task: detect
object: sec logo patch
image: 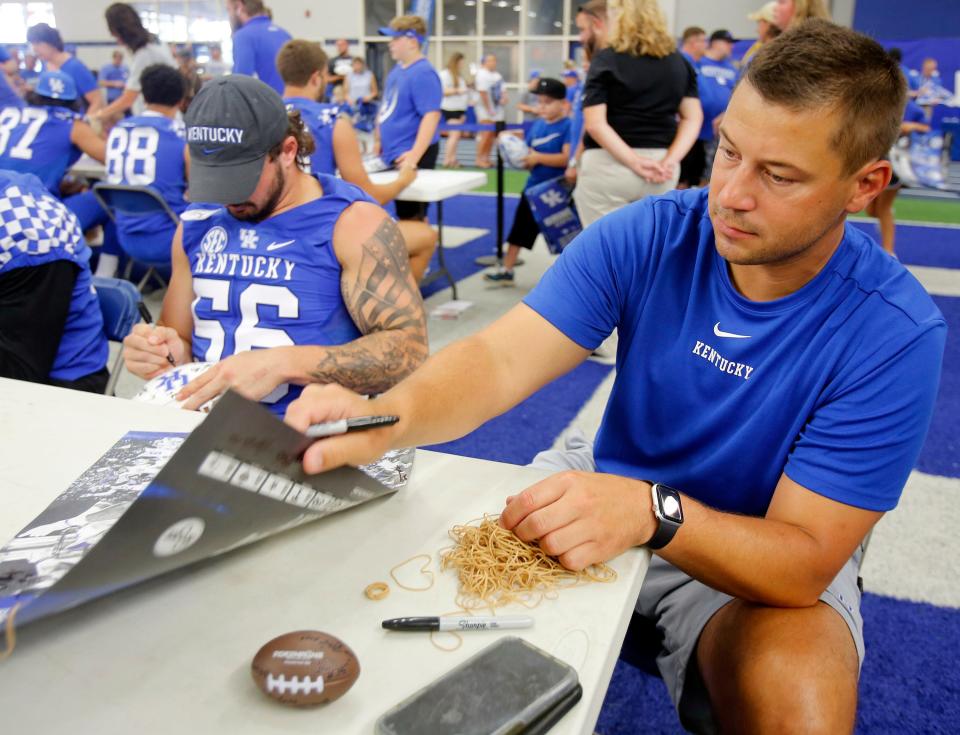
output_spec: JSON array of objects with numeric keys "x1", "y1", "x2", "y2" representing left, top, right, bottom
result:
[{"x1": 200, "y1": 225, "x2": 228, "y2": 255}]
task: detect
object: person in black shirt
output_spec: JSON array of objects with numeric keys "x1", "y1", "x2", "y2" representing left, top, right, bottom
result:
[
  {"x1": 327, "y1": 38, "x2": 353, "y2": 90},
  {"x1": 574, "y1": 0, "x2": 702, "y2": 226}
]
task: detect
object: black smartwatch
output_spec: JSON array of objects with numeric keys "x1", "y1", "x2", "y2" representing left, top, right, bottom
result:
[{"x1": 646, "y1": 483, "x2": 684, "y2": 550}]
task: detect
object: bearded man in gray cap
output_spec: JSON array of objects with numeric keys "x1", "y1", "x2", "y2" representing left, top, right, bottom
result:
[{"x1": 122, "y1": 75, "x2": 428, "y2": 415}]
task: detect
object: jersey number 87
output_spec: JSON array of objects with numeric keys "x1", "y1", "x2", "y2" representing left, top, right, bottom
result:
[{"x1": 106, "y1": 126, "x2": 160, "y2": 186}]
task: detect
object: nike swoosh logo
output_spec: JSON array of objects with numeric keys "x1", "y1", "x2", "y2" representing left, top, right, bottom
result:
[
  {"x1": 714, "y1": 322, "x2": 751, "y2": 339},
  {"x1": 265, "y1": 239, "x2": 295, "y2": 251},
  {"x1": 202, "y1": 146, "x2": 224, "y2": 155},
  {"x1": 530, "y1": 132, "x2": 561, "y2": 147}
]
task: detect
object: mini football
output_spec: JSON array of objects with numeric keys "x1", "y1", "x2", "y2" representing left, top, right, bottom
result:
[
  {"x1": 250, "y1": 630, "x2": 360, "y2": 707},
  {"x1": 498, "y1": 133, "x2": 530, "y2": 169},
  {"x1": 133, "y1": 361, "x2": 218, "y2": 412}
]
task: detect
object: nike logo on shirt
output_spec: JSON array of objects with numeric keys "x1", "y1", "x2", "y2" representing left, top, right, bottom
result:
[
  {"x1": 713, "y1": 322, "x2": 750, "y2": 339},
  {"x1": 530, "y1": 132, "x2": 561, "y2": 148},
  {"x1": 266, "y1": 239, "x2": 296, "y2": 251}
]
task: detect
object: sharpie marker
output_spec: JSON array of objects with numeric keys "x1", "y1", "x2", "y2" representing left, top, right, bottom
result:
[
  {"x1": 137, "y1": 302, "x2": 176, "y2": 367},
  {"x1": 306, "y1": 415, "x2": 399, "y2": 439},
  {"x1": 382, "y1": 615, "x2": 535, "y2": 632}
]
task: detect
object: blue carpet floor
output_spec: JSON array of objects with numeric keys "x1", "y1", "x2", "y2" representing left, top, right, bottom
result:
[
  {"x1": 423, "y1": 195, "x2": 960, "y2": 733},
  {"x1": 597, "y1": 592, "x2": 960, "y2": 735},
  {"x1": 851, "y1": 221, "x2": 960, "y2": 270},
  {"x1": 426, "y1": 360, "x2": 613, "y2": 465},
  {"x1": 917, "y1": 296, "x2": 960, "y2": 478},
  {"x1": 411, "y1": 194, "x2": 519, "y2": 299}
]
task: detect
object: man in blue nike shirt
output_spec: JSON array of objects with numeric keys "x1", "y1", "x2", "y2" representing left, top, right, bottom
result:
[
  {"x1": 375, "y1": 15, "x2": 442, "y2": 223},
  {"x1": 227, "y1": 0, "x2": 291, "y2": 94},
  {"x1": 122, "y1": 76, "x2": 427, "y2": 416},
  {"x1": 286, "y1": 22, "x2": 946, "y2": 734}
]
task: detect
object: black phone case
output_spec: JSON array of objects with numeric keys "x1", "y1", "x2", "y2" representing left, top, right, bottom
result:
[
  {"x1": 521, "y1": 683, "x2": 583, "y2": 735},
  {"x1": 375, "y1": 637, "x2": 580, "y2": 735}
]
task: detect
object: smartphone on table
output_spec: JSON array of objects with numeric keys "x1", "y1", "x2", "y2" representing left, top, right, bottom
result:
[{"x1": 375, "y1": 636, "x2": 582, "y2": 735}]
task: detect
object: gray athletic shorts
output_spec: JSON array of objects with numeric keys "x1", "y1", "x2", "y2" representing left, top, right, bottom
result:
[{"x1": 531, "y1": 432, "x2": 866, "y2": 735}]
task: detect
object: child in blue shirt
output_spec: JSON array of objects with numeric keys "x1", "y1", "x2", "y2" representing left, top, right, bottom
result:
[{"x1": 485, "y1": 78, "x2": 571, "y2": 285}]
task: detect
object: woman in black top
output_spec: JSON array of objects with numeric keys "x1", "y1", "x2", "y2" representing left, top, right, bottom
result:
[{"x1": 574, "y1": 0, "x2": 702, "y2": 225}]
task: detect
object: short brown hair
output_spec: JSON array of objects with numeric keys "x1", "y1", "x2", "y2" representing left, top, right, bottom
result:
[
  {"x1": 268, "y1": 109, "x2": 316, "y2": 170},
  {"x1": 232, "y1": 0, "x2": 266, "y2": 14},
  {"x1": 682, "y1": 26, "x2": 705, "y2": 42},
  {"x1": 577, "y1": 0, "x2": 607, "y2": 19},
  {"x1": 745, "y1": 19, "x2": 906, "y2": 176},
  {"x1": 276, "y1": 39, "x2": 327, "y2": 87},
  {"x1": 390, "y1": 14, "x2": 427, "y2": 38}
]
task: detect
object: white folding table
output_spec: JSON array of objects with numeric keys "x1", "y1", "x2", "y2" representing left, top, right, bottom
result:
[
  {"x1": 369, "y1": 169, "x2": 487, "y2": 300},
  {"x1": 0, "y1": 379, "x2": 650, "y2": 734}
]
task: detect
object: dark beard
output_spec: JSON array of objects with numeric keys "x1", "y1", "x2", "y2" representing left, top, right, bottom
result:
[{"x1": 234, "y1": 166, "x2": 285, "y2": 223}]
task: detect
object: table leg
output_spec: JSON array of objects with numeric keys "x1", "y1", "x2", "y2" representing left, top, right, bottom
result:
[{"x1": 420, "y1": 200, "x2": 458, "y2": 300}]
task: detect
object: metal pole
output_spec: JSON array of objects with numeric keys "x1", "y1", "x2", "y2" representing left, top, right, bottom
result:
[{"x1": 495, "y1": 120, "x2": 505, "y2": 262}]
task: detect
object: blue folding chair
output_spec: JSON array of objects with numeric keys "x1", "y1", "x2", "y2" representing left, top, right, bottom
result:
[
  {"x1": 92, "y1": 182, "x2": 180, "y2": 292},
  {"x1": 92, "y1": 276, "x2": 143, "y2": 396}
]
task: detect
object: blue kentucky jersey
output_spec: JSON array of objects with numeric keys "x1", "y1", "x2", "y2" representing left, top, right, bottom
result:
[
  {"x1": 0, "y1": 170, "x2": 107, "y2": 381},
  {"x1": 106, "y1": 112, "x2": 188, "y2": 235},
  {"x1": 284, "y1": 97, "x2": 341, "y2": 175},
  {"x1": 180, "y1": 174, "x2": 375, "y2": 416},
  {"x1": 0, "y1": 105, "x2": 80, "y2": 195}
]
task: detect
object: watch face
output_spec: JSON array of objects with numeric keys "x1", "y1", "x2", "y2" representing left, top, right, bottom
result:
[{"x1": 657, "y1": 486, "x2": 683, "y2": 524}]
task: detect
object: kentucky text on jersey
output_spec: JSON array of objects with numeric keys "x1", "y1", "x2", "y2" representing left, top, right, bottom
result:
[
  {"x1": 180, "y1": 174, "x2": 374, "y2": 416},
  {"x1": 691, "y1": 340, "x2": 755, "y2": 380},
  {"x1": 193, "y1": 251, "x2": 296, "y2": 281},
  {"x1": 187, "y1": 126, "x2": 244, "y2": 143}
]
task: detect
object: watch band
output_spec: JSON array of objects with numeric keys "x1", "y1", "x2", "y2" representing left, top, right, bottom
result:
[
  {"x1": 646, "y1": 515, "x2": 679, "y2": 550},
  {"x1": 646, "y1": 483, "x2": 683, "y2": 550}
]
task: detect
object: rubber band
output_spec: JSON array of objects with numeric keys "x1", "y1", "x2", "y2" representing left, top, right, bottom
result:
[
  {"x1": 552, "y1": 628, "x2": 591, "y2": 671},
  {"x1": 429, "y1": 609, "x2": 470, "y2": 652},
  {"x1": 364, "y1": 582, "x2": 390, "y2": 601},
  {"x1": 439, "y1": 515, "x2": 617, "y2": 610},
  {"x1": 0, "y1": 603, "x2": 22, "y2": 661},
  {"x1": 389, "y1": 553, "x2": 435, "y2": 592}
]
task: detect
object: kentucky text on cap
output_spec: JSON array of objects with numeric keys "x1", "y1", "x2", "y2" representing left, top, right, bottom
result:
[
  {"x1": 183, "y1": 75, "x2": 289, "y2": 205},
  {"x1": 187, "y1": 127, "x2": 246, "y2": 144}
]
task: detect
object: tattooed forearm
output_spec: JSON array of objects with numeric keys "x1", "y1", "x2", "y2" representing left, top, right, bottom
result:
[
  {"x1": 309, "y1": 217, "x2": 428, "y2": 393},
  {"x1": 308, "y1": 333, "x2": 424, "y2": 395}
]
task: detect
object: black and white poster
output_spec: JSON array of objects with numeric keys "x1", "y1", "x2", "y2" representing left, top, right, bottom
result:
[{"x1": 0, "y1": 391, "x2": 412, "y2": 629}]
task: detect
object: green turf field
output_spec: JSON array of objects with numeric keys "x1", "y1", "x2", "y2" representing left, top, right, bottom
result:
[
  {"x1": 460, "y1": 167, "x2": 960, "y2": 225},
  {"x1": 890, "y1": 196, "x2": 960, "y2": 224}
]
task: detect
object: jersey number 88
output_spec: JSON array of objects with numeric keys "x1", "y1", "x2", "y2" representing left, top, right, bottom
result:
[{"x1": 106, "y1": 126, "x2": 160, "y2": 186}]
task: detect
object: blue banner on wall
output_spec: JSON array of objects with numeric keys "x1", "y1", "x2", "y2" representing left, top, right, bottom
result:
[{"x1": 855, "y1": 1, "x2": 960, "y2": 41}]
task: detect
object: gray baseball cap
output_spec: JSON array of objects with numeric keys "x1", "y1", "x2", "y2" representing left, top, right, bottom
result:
[{"x1": 184, "y1": 75, "x2": 289, "y2": 205}]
